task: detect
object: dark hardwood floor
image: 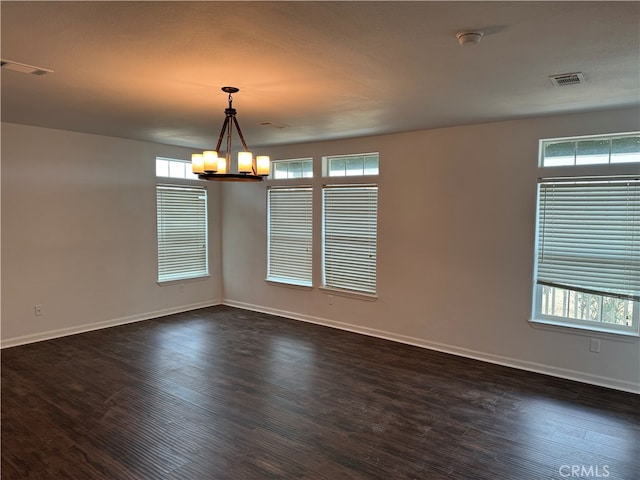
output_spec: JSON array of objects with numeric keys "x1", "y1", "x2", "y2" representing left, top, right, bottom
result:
[{"x1": 2, "y1": 306, "x2": 638, "y2": 479}]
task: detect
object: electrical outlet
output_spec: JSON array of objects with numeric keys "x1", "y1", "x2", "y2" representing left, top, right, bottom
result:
[
  {"x1": 179, "y1": 284, "x2": 185, "y2": 293},
  {"x1": 589, "y1": 338, "x2": 601, "y2": 353},
  {"x1": 328, "y1": 295, "x2": 334, "y2": 305},
  {"x1": 34, "y1": 304, "x2": 43, "y2": 316}
]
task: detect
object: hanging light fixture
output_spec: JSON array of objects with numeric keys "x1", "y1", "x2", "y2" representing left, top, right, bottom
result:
[{"x1": 192, "y1": 86, "x2": 270, "y2": 181}]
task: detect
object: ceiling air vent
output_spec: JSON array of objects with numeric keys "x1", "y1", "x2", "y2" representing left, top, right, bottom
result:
[
  {"x1": 1, "y1": 59, "x2": 53, "y2": 76},
  {"x1": 259, "y1": 121, "x2": 290, "y2": 129},
  {"x1": 549, "y1": 72, "x2": 585, "y2": 87}
]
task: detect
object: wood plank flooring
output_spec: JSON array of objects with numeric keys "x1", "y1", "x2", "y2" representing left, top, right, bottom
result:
[{"x1": 2, "y1": 306, "x2": 638, "y2": 479}]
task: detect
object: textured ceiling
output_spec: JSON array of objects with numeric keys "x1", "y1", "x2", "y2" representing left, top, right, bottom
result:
[{"x1": 1, "y1": 1, "x2": 639, "y2": 150}]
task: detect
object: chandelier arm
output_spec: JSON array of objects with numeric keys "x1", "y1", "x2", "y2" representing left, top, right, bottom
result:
[
  {"x1": 232, "y1": 116, "x2": 256, "y2": 175},
  {"x1": 215, "y1": 116, "x2": 230, "y2": 153},
  {"x1": 232, "y1": 116, "x2": 250, "y2": 152},
  {"x1": 226, "y1": 114, "x2": 233, "y2": 161}
]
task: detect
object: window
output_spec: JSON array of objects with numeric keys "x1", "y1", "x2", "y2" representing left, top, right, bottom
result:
[
  {"x1": 324, "y1": 153, "x2": 379, "y2": 176},
  {"x1": 270, "y1": 158, "x2": 313, "y2": 179},
  {"x1": 540, "y1": 133, "x2": 640, "y2": 167},
  {"x1": 533, "y1": 132, "x2": 639, "y2": 335},
  {"x1": 267, "y1": 187, "x2": 313, "y2": 286},
  {"x1": 156, "y1": 157, "x2": 199, "y2": 180},
  {"x1": 266, "y1": 152, "x2": 379, "y2": 296},
  {"x1": 322, "y1": 184, "x2": 378, "y2": 295},
  {"x1": 156, "y1": 185, "x2": 208, "y2": 282},
  {"x1": 321, "y1": 153, "x2": 379, "y2": 295}
]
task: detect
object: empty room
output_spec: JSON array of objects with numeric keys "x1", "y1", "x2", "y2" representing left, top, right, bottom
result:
[{"x1": 1, "y1": 2, "x2": 639, "y2": 479}]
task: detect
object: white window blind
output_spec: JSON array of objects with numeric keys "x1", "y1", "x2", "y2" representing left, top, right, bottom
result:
[
  {"x1": 267, "y1": 187, "x2": 313, "y2": 286},
  {"x1": 323, "y1": 185, "x2": 378, "y2": 294},
  {"x1": 536, "y1": 177, "x2": 640, "y2": 302},
  {"x1": 156, "y1": 185, "x2": 208, "y2": 282}
]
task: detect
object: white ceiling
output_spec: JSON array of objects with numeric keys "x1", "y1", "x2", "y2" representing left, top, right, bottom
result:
[{"x1": 2, "y1": 1, "x2": 639, "y2": 150}]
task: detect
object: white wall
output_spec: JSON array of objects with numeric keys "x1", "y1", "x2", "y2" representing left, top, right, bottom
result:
[
  {"x1": 221, "y1": 107, "x2": 640, "y2": 393},
  {"x1": 1, "y1": 123, "x2": 222, "y2": 346},
  {"x1": 2, "y1": 109, "x2": 639, "y2": 393}
]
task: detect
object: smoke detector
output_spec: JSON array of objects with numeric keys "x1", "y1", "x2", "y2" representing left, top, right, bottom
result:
[
  {"x1": 456, "y1": 31, "x2": 483, "y2": 46},
  {"x1": 549, "y1": 72, "x2": 585, "y2": 87},
  {"x1": 1, "y1": 59, "x2": 53, "y2": 76}
]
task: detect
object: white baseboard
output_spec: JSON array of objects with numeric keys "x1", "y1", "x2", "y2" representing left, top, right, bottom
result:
[
  {"x1": 224, "y1": 299, "x2": 640, "y2": 395},
  {"x1": 0, "y1": 300, "x2": 221, "y2": 349},
  {"x1": 4, "y1": 298, "x2": 637, "y2": 394}
]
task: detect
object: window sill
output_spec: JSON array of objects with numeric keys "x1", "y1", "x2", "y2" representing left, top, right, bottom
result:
[
  {"x1": 529, "y1": 318, "x2": 639, "y2": 343},
  {"x1": 157, "y1": 274, "x2": 210, "y2": 286},
  {"x1": 265, "y1": 279, "x2": 313, "y2": 291},
  {"x1": 319, "y1": 286, "x2": 377, "y2": 302}
]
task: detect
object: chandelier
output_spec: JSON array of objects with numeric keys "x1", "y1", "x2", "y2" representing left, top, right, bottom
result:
[{"x1": 192, "y1": 86, "x2": 270, "y2": 181}]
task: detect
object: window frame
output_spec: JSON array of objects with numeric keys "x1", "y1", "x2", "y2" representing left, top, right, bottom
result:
[
  {"x1": 531, "y1": 132, "x2": 640, "y2": 337},
  {"x1": 265, "y1": 153, "x2": 380, "y2": 300},
  {"x1": 269, "y1": 157, "x2": 314, "y2": 180},
  {"x1": 539, "y1": 132, "x2": 640, "y2": 167},
  {"x1": 323, "y1": 152, "x2": 379, "y2": 177},
  {"x1": 156, "y1": 157, "x2": 201, "y2": 180},
  {"x1": 533, "y1": 284, "x2": 639, "y2": 336},
  {"x1": 265, "y1": 158, "x2": 315, "y2": 289},
  {"x1": 320, "y1": 152, "x2": 379, "y2": 297}
]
